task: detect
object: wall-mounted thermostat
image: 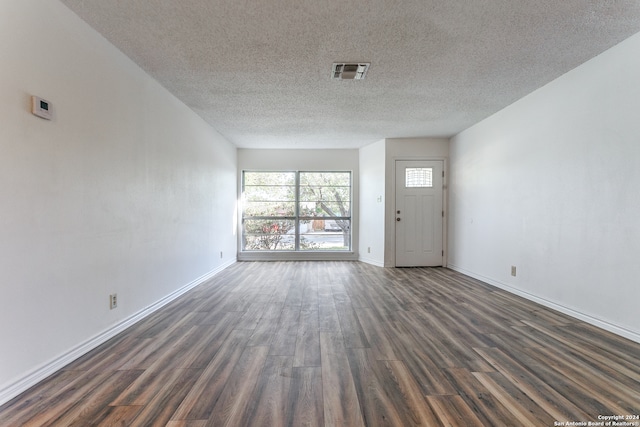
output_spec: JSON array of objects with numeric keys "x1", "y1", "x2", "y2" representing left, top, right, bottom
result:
[{"x1": 31, "y1": 96, "x2": 52, "y2": 120}]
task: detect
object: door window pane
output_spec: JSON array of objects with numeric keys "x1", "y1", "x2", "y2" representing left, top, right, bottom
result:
[{"x1": 405, "y1": 168, "x2": 433, "y2": 188}]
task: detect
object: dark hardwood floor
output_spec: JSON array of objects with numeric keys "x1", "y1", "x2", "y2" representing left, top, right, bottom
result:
[{"x1": 1, "y1": 261, "x2": 639, "y2": 426}]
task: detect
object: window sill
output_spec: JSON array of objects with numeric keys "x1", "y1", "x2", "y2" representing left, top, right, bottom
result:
[{"x1": 237, "y1": 251, "x2": 357, "y2": 262}]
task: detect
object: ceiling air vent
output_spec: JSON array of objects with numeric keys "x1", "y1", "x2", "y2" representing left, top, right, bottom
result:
[{"x1": 331, "y1": 63, "x2": 370, "y2": 80}]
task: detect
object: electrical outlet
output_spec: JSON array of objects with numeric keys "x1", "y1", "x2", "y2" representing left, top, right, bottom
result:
[
  {"x1": 110, "y1": 293, "x2": 117, "y2": 310},
  {"x1": 220, "y1": 251, "x2": 223, "y2": 258},
  {"x1": 511, "y1": 266, "x2": 517, "y2": 277},
  {"x1": 367, "y1": 247, "x2": 371, "y2": 253}
]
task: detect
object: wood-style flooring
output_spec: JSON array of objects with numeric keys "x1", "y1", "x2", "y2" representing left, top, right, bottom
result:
[{"x1": 1, "y1": 261, "x2": 639, "y2": 426}]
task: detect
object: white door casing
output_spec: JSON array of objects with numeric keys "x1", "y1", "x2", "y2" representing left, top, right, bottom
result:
[{"x1": 395, "y1": 160, "x2": 444, "y2": 267}]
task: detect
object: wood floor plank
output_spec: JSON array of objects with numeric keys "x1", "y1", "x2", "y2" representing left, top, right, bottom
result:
[
  {"x1": 317, "y1": 282, "x2": 335, "y2": 305},
  {"x1": 526, "y1": 340, "x2": 640, "y2": 408},
  {"x1": 473, "y1": 346, "x2": 591, "y2": 421},
  {"x1": 0, "y1": 370, "x2": 84, "y2": 424},
  {"x1": 426, "y1": 395, "x2": 485, "y2": 427},
  {"x1": 170, "y1": 329, "x2": 252, "y2": 421},
  {"x1": 15, "y1": 370, "x2": 119, "y2": 427},
  {"x1": 320, "y1": 331, "x2": 365, "y2": 427},
  {"x1": 0, "y1": 370, "x2": 142, "y2": 427},
  {"x1": 293, "y1": 304, "x2": 321, "y2": 367},
  {"x1": 408, "y1": 308, "x2": 494, "y2": 372},
  {"x1": 472, "y1": 371, "x2": 555, "y2": 426},
  {"x1": 284, "y1": 279, "x2": 305, "y2": 306},
  {"x1": 269, "y1": 305, "x2": 301, "y2": 356},
  {"x1": 335, "y1": 302, "x2": 370, "y2": 349},
  {"x1": 384, "y1": 318, "x2": 458, "y2": 396},
  {"x1": 354, "y1": 307, "x2": 398, "y2": 360},
  {"x1": 378, "y1": 360, "x2": 442, "y2": 426},
  {"x1": 301, "y1": 281, "x2": 320, "y2": 306},
  {"x1": 109, "y1": 365, "x2": 183, "y2": 407},
  {"x1": 117, "y1": 323, "x2": 198, "y2": 370},
  {"x1": 3, "y1": 262, "x2": 640, "y2": 426},
  {"x1": 234, "y1": 302, "x2": 269, "y2": 330},
  {"x1": 522, "y1": 319, "x2": 640, "y2": 383},
  {"x1": 568, "y1": 321, "x2": 640, "y2": 363},
  {"x1": 126, "y1": 368, "x2": 201, "y2": 427},
  {"x1": 133, "y1": 308, "x2": 200, "y2": 340},
  {"x1": 165, "y1": 421, "x2": 208, "y2": 427},
  {"x1": 515, "y1": 345, "x2": 637, "y2": 415},
  {"x1": 318, "y1": 302, "x2": 341, "y2": 332},
  {"x1": 394, "y1": 309, "x2": 465, "y2": 369},
  {"x1": 240, "y1": 355, "x2": 292, "y2": 427},
  {"x1": 268, "y1": 279, "x2": 292, "y2": 304},
  {"x1": 61, "y1": 335, "x2": 152, "y2": 374},
  {"x1": 204, "y1": 345, "x2": 270, "y2": 427},
  {"x1": 42, "y1": 369, "x2": 144, "y2": 427},
  {"x1": 330, "y1": 283, "x2": 352, "y2": 305},
  {"x1": 288, "y1": 367, "x2": 324, "y2": 427},
  {"x1": 183, "y1": 312, "x2": 244, "y2": 369},
  {"x1": 347, "y1": 348, "x2": 406, "y2": 426},
  {"x1": 247, "y1": 302, "x2": 284, "y2": 347},
  {"x1": 440, "y1": 367, "x2": 520, "y2": 427},
  {"x1": 486, "y1": 326, "x2": 546, "y2": 350},
  {"x1": 94, "y1": 405, "x2": 144, "y2": 426}
]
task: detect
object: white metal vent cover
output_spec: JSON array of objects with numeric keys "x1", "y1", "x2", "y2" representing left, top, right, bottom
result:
[{"x1": 331, "y1": 63, "x2": 370, "y2": 80}]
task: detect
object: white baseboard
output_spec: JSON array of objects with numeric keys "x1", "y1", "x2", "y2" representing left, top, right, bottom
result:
[
  {"x1": 0, "y1": 259, "x2": 236, "y2": 407},
  {"x1": 358, "y1": 256, "x2": 385, "y2": 267},
  {"x1": 448, "y1": 263, "x2": 640, "y2": 344}
]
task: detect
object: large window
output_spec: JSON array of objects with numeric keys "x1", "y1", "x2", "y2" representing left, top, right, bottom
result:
[{"x1": 242, "y1": 171, "x2": 351, "y2": 251}]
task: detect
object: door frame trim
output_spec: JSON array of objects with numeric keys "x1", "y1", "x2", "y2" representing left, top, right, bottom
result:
[{"x1": 388, "y1": 157, "x2": 448, "y2": 268}]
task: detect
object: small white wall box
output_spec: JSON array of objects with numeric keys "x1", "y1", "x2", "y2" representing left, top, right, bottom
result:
[{"x1": 31, "y1": 96, "x2": 52, "y2": 120}]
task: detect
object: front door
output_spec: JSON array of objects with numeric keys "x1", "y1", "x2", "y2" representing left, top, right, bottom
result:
[{"x1": 395, "y1": 160, "x2": 444, "y2": 267}]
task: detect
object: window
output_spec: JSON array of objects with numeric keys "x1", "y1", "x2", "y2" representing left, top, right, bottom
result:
[
  {"x1": 242, "y1": 171, "x2": 351, "y2": 251},
  {"x1": 405, "y1": 167, "x2": 433, "y2": 188}
]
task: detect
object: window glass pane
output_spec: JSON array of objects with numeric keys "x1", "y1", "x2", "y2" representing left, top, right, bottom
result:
[
  {"x1": 299, "y1": 172, "x2": 351, "y2": 217},
  {"x1": 299, "y1": 201, "x2": 350, "y2": 218},
  {"x1": 243, "y1": 185, "x2": 295, "y2": 202},
  {"x1": 299, "y1": 219, "x2": 350, "y2": 251},
  {"x1": 243, "y1": 219, "x2": 295, "y2": 250},
  {"x1": 405, "y1": 168, "x2": 433, "y2": 188},
  {"x1": 244, "y1": 172, "x2": 295, "y2": 186},
  {"x1": 299, "y1": 186, "x2": 350, "y2": 203},
  {"x1": 241, "y1": 171, "x2": 351, "y2": 252},
  {"x1": 242, "y1": 201, "x2": 295, "y2": 217},
  {"x1": 300, "y1": 172, "x2": 350, "y2": 186},
  {"x1": 243, "y1": 171, "x2": 296, "y2": 217}
]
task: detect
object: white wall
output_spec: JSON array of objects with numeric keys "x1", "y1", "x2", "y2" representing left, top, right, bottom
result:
[
  {"x1": 384, "y1": 138, "x2": 449, "y2": 267},
  {"x1": 359, "y1": 140, "x2": 386, "y2": 266},
  {"x1": 0, "y1": 0, "x2": 238, "y2": 403},
  {"x1": 449, "y1": 32, "x2": 640, "y2": 342},
  {"x1": 237, "y1": 149, "x2": 359, "y2": 260}
]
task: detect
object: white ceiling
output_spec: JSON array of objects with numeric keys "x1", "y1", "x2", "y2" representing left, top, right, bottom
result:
[{"x1": 59, "y1": 0, "x2": 640, "y2": 149}]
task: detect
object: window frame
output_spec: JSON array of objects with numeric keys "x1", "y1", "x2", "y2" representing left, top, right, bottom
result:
[{"x1": 241, "y1": 170, "x2": 352, "y2": 253}]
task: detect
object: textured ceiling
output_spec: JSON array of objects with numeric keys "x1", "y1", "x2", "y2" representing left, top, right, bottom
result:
[{"x1": 59, "y1": 0, "x2": 640, "y2": 149}]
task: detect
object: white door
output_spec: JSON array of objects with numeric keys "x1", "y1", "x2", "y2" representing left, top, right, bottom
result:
[{"x1": 395, "y1": 160, "x2": 444, "y2": 267}]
